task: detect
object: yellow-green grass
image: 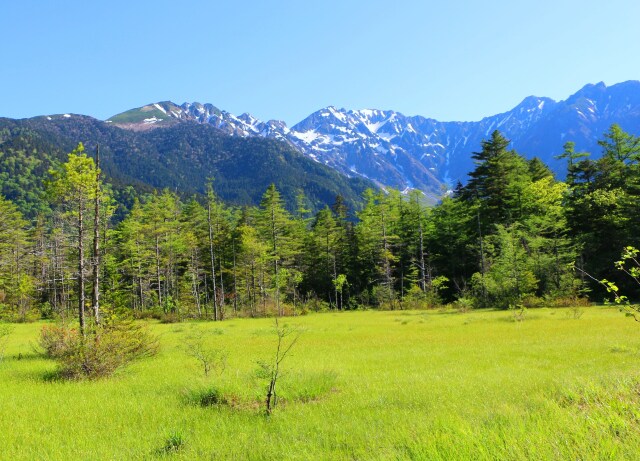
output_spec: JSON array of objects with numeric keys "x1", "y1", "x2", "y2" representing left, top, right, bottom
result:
[{"x1": 1, "y1": 306, "x2": 640, "y2": 460}]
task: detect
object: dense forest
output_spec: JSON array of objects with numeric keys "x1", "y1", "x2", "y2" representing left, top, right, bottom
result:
[{"x1": 1, "y1": 125, "x2": 639, "y2": 322}]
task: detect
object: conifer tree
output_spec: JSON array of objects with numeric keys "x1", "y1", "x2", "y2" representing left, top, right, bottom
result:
[
  {"x1": 0, "y1": 195, "x2": 34, "y2": 320},
  {"x1": 257, "y1": 185, "x2": 295, "y2": 315},
  {"x1": 356, "y1": 189, "x2": 401, "y2": 306},
  {"x1": 47, "y1": 144, "x2": 100, "y2": 334},
  {"x1": 462, "y1": 130, "x2": 531, "y2": 231}
]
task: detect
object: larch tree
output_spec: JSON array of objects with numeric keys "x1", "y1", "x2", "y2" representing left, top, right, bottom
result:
[
  {"x1": 0, "y1": 195, "x2": 34, "y2": 320},
  {"x1": 47, "y1": 144, "x2": 100, "y2": 335},
  {"x1": 309, "y1": 206, "x2": 341, "y2": 308},
  {"x1": 257, "y1": 185, "x2": 295, "y2": 316}
]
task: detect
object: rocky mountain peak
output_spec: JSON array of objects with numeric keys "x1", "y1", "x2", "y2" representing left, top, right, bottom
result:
[{"x1": 107, "y1": 81, "x2": 640, "y2": 199}]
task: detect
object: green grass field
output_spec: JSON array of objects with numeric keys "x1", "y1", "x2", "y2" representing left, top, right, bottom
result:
[{"x1": 1, "y1": 306, "x2": 640, "y2": 460}]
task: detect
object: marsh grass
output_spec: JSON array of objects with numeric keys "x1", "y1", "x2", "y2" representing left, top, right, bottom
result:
[
  {"x1": 279, "y1": 369, "x2": 338, "y2": 403},
  {"x1": 1, "y1": 307, "x2": 640, "y2": 459}
]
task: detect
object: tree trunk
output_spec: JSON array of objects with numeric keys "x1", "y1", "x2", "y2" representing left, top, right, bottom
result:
[
  {"x1": 232, "y1": 239, "x2": 238, "y2": 315},
  {"x1": 419, "y1": 221, "x2": 427, "y2": 292},
  {"x1": 271, "y1": 202, "x2": 281, "y2": 316},
  {"x1": 91, "y1": 145, "x2": 101, "y2": 324},
  {"x1": 477, "y1": 206, "x2": 488, "y2": 303},
  {"x1": 155, "y1": 234, "x2": 162, "y2": 309},
  {"x1": 218, "y1": 253, "x2": 225, "y2": 319},
  {"x1": 207, "y1": 201, "x2": 219, "y2": 321},
  {"x1": 78, "y1": 202, "x2": 86, "y2": 336},
  {"x1": 381, "y1": 209, "x2": 393, "y2": 294}
]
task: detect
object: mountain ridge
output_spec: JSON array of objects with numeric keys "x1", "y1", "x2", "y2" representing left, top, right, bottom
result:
[{"x1": 107, "y1": 80, "x2": 640, "y2": 197}]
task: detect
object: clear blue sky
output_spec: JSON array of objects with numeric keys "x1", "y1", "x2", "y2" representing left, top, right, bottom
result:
[{"x1": 2, "y1": 0, "x2": 639, "y2": 125}]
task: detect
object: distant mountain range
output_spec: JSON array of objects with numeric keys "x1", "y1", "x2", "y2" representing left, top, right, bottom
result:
[
  {"x1": 2, "y1": 81, "x2": 639, "y2": 217},
  {"x1": 108, "y1": 80, "x2": 640, "y2": 199}
]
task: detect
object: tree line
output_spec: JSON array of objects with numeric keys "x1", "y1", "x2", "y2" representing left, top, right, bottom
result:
[{"x1": 1, "y1": 125, "x2": 639, "y2": 322}]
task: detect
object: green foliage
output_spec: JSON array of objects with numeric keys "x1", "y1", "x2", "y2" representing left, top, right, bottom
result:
[
  {"x1": 255, "y1": 184, "x2": 303, "y2": 315},
  {"x1": 433, "y1": 130, "x2": 584, "y2": 307},
  {"x1": 3, "y1": 124, "x2": 640, "y2": 318},
  {"x1": 428, "y1": 194, "x2": 477, "y2": 297},
  {"x1": 39, "y1": 320, "x2": 158, "y2": 379},
  {"x1": 333, "y1": 274, "x2": 348, "y2": 294},
  {"x1": 599, "y1": 246, "x2": 640, "y2": 321},
  {"x1": 0, "y1": 116, "x2": 371, "y2": 214},
  {"x1": 47, "y1": 144, "x2": 98, "y2": 205},
  {"x1": 355, "y1": 189, "x2": 402, "y2": 306},
  {"x1": 462, "y1": 130, "x2": 532, "y2": 229},
  {"x1": 562, "y1": 125, "x2": 640, "y2": 298},
  {"x1": 0, "y1": 127, "x2": 60, "y2": 219},
  {"x1": 472, "y1": 224, "x2": 538, "y2": 309},
  {"x1": 0, "y1": 196, "x2": 36, "y2": 321}
]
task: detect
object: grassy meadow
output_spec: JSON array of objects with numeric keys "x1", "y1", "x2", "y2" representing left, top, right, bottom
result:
[{"x1": 1, "y1": 306, "x2": 640, "y2": 460}]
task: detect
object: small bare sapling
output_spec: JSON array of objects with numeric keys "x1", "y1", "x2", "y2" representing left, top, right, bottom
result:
[
  {"x1": 184, "y1": 329, "x2": 227, "y2": 377},
  {"x1": 256, "y1": 318, "x2": 301, "y2": 415}
]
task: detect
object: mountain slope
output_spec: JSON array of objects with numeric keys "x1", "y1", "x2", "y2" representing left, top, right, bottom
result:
[{"x1": 0, "y1": 115, "x2": 374, "y2": 215}]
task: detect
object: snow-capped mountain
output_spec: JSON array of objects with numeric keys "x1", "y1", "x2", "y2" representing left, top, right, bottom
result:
[
  {"x1": 108, "y1": 81, "x2": 640, "y2": 198},
  {"x1": 108, "y1": 101, "x2": 280, "y2": 137}
]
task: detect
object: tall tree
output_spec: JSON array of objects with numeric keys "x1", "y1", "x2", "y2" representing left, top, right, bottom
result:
[
  {"x1": 355, "y1": 189, "x2": 401, "y2": 306},
  {"x1": 91, "y1": 145, "x2": 101, "y2": 324},
  {"x1": 206, "y1": 185, "x2": 221, "y2": 320},
  {"x1": 257, "y1": 185, "x2": 296, "y2": 316},
  {"x1": 116, "y1": 199, "x2": 152, "y2": 313},
  {"x1": 48, "y1": 144, "x2": 99, "y2": 335},
  {"x1": 308, "y1": 206, "x2": 341, "y2": 308},
  {"x1": 462, "y1": 130, "x2": 531, "y2": 232}
]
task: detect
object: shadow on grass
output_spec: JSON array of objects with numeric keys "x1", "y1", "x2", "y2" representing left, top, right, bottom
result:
[
  {"x1": 182, "y1": 385, "x2": 259, "y2": 413},
  {"x1": 494, "y1": 313, "x2": 544, "y2": 323},
  {"x1": 182, "y1": 370, "x2": 338, "y2": 416},
  {"x1": 41, "y1": 367, "x2": 69, "y2": 382},
  {"x1": 6, "y1": 351, "x2": 44, "y2": 362}
]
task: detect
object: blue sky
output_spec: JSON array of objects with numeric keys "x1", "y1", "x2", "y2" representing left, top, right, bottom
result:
[{"x1": 1, "y1": 0, "x2": 639, "y2": 125}]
